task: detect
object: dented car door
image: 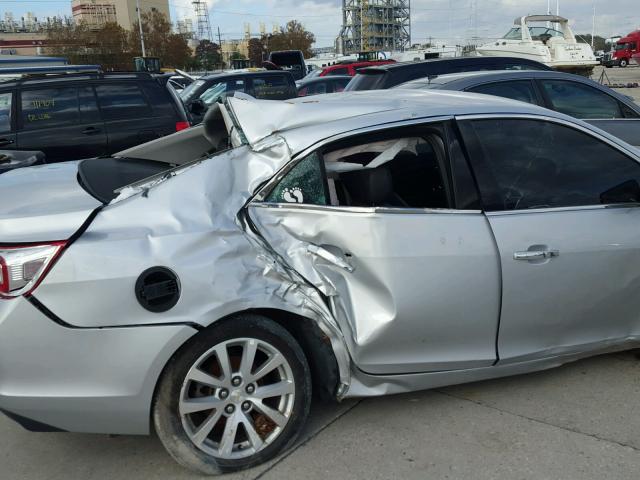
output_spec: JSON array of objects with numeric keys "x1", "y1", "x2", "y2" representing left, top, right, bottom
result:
[{"x1": 247, "y1": 122, "x2": 501, "y2": 375}]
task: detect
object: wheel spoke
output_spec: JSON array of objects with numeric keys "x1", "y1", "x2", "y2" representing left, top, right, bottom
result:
[
  {"x1": 191, "y1": 409, "x2": 223, "y2": 446},
  {"x1": 248, "y1": 353, "x2": 284, "y2": 383},
  {"x1": 254, "y1": 401, "x2": 288, "y2": 427},
  {"x1": 214, "y1": 345, "x2": 232, "y2": 381},
  {"x1": 180, "y1": 396, "x2": 224, "y2": 415},
  {"x1": 253, "y1": 381, "x2": 294, "y2": 400},
  {"x1": 219, "y1": 412, "x2": 240, "y2": 457},
  {"x1": 240, "y1": 340, "x2": 258, "y2": 378},
  {"x1": 187, "y1": 368, "x2": 225, "y2": 388},
  {"x1": 240, "y1": 412, "x2": 264, "y2": 450}
]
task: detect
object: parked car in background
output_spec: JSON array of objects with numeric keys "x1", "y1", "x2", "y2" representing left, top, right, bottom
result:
[
  {"x1": 296, "y1": 75, "x2": 351, "y2": 96},
  {"x1": 180, "y1": 70, "x2": 297, "y2": 124},
  {"x1": 345, "y1": 56, "x2": 552, "y2": 91},
  {"x1": 0, "y1": 71, "x2": 189, "y2": 162},
  {"x1": 395, "y1": 70, "x2": 640, "y2": 146},
  {"x1": 3, "y1": 90, "x2": 640, "y2": 475},
  {"x1": 316, "y1": 59, "x2": 396, "y2": 77}
]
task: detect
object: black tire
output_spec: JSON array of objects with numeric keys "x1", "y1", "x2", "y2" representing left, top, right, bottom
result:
[
  {"x1": 153, "y1": 314, "x2": 312, "y2": 475},
  {"x1": 620, "y1": 58, "x2": 628, "y2": 68}
]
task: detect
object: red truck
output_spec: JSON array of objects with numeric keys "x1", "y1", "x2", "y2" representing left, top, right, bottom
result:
[
  {"x1": 604, "y1": 30, "x2": 640, "y2": 68},
  {"x1": 318, "y1": 59, "x2": 395, "y2": 77}
]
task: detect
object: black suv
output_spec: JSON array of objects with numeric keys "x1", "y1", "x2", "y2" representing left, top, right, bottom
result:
[
  {"x1": 345, "y1": 56, "x2": 553, "y2": 91},
  {"x1": 180, "y1": 70, "x2": 298, "y2": 124},
  {"x1": 0, "y1": 72, "x2": 190, "y2": 162}
]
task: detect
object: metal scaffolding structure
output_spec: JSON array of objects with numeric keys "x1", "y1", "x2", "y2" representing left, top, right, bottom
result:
[
  {"x1": 192, "y1": 0, "x2": 212, "y2": 42},
  {"x1": 340, "y1": 0, "x2": 411, "y2": 54}
]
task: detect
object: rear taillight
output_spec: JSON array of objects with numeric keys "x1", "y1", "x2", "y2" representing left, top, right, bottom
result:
[
  {"x1": 176, "y1": 121, "x2": 190, "y2": 132},
  {"x1": 0, "y1": 242, "x2": 66, "y2": 299}
]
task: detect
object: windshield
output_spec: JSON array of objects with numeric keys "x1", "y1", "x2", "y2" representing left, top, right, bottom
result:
[
  {"x1": 179, "y1": 79, "x2": 206, "y2": 102},
  {"x1": 615, "y1": 42, "x2": 636, "y2": 50},
  {"x1": 503, "y1": 26, "x2": 564, "y2": 40}
]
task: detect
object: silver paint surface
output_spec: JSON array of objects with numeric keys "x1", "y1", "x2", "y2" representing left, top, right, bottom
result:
[
  {"x1": 0, "y1": 162, "x2": 100, "y2": 243},
  {"x1": 1, "y1": 90, "x2": 640, "y2": 434}
]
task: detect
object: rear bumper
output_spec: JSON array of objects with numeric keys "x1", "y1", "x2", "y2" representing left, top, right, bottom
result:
[{"x1": 0, "y1": 297, "x2": 196, "y2": 434}]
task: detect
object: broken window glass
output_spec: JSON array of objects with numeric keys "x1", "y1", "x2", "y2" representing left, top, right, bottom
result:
[{"x1": 266, "y1": 152, "x2": 327, "y2": 205}]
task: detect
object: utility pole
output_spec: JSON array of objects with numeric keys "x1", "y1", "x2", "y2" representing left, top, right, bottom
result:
[
  {"x1": 591, "y1": 1, "x2": 596, "y2": 49},
  {"x1": 217, "y1": 26, "x2": 223, "y2": 66},
  {"x1": 136, "y1": 0, "x2": 146, "y2": 57}
]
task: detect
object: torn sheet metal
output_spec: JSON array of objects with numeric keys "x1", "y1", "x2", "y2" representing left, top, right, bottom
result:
[
  {"x1": 35, "y1": 137, "x2": 352, "y2": 394},
  {"x1": 247, "y1": 203, "x2": 501, "y2": 378}
]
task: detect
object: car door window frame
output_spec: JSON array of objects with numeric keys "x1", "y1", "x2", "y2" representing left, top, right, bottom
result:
[
  {"x1": 457, "y1": 113, "x2": 640, "y2": 215},
  {"x1": 252, "y1": 118, "x2": 479, "y2": 215}
]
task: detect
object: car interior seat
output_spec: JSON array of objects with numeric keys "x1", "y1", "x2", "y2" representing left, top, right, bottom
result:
[{"x1": 340, "y1": 166, "x2": 409, "y2": 207}]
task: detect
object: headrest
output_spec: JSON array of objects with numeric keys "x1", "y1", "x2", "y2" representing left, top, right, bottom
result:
[{"x1": 341, "y1": 167, "x2": 394, "y2": 207}]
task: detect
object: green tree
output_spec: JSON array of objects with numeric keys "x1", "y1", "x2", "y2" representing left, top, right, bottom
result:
[
  {"x1": 129, "y1": 10, "x2": 192, "y2": 69},
  {"x1": 264, "y1": 20, "x2": 315, "y2": 58},
  {"x1": 195, "y1": 40, "x2": 222, "y2": 70},
  {"x1": 248, "y1": 37, "x2": 266, "y2": 66},
  {"x1": 46, "y1": 22, "x2": 130, "y2": 70},
  {"x1": 576, "y1": 34, "x2": 607, "y2": 52}
]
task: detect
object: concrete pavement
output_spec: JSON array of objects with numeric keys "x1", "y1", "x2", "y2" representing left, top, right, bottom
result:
[{"x1": 3, "y1": 350, "x2": 639, "y2": 479}]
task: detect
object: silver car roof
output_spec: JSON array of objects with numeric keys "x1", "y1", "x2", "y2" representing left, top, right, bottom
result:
[{"x1": 227, "y1": 89, "x2": 560, "y2": 152}]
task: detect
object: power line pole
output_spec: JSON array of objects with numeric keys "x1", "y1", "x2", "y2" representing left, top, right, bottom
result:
[{"x1": 136, "y1": 0, "x2": 146, "y2": 56}]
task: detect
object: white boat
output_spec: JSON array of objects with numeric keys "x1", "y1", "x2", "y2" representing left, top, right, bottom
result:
[
  {"x1": 391, "y1": 44, "x2": 460, "y2": 62},
  {"x1": 477, "y1": 15, "x2": 597, "y2": 73}
]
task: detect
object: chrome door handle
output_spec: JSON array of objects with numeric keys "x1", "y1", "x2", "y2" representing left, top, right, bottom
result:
[
  {"x1": 306, "y1": 244, "x2": 354, "y2": 272},
  {"x1": 514, "y1": 249, "x2": 559, "y2": 261}
]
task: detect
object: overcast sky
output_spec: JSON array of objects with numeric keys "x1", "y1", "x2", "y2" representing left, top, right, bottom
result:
[{"x1": 4, "y1": 0, "x2": 639, "y2": 47}]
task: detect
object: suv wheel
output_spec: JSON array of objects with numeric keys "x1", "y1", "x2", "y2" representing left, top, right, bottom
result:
[{"x1": 153, "y1": 314, "x2": 311, "y2": 475}]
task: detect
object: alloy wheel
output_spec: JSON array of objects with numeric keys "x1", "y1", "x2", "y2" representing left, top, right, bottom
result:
[{"x1": 179, "y1": 338, "x2": 296, "y2": 460}]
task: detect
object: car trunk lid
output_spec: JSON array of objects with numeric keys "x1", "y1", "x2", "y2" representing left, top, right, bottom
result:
[{"x1": 0, "y1": 161, "x2": 101, "y2": 243}]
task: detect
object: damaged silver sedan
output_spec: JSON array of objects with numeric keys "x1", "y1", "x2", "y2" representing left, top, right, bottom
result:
[{"x1": 2, "y1": 90, "x2": 640, "y2": 474}]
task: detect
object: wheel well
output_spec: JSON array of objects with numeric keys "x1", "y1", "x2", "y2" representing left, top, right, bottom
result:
[{"x1": 251, "y1": 308, "x2": 341, "y2": 402}]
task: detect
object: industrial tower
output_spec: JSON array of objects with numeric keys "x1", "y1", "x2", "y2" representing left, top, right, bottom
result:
[
  {"x1": 340, "y1": 0, "x2": 411, "y2": 54},
  {"x1": 192, "y1": 0, "x2": 213, "y2": 42}
]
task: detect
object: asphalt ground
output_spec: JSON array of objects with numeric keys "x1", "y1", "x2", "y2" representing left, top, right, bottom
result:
[
  {"x1": 3, "y1": 63, "x2": 640, "y2": 480},
  {"x1": 594, "y1": 64, "x2": 640, "y2": 103},
  {"x1": 3, "y1": 350, "x2": 640, "y2": 479}
]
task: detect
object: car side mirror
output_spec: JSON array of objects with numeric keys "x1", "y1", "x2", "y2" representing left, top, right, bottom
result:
[
  {"x1": 189, "y1": 99, "x2": 206, "y2": 116},
  {"x1": 601, "y1": 179, "x2": 640, "y2": 204}
]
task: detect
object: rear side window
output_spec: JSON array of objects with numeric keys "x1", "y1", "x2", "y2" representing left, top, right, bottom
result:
[
  {"x1": 308, "y1": 82, "x2": 329, "y2": 95},
  {"x1": 140, "y1": 82, "x2": 175, "y2": 117},
  {"x1": 541, "y1": 80, "x2": 623, "y2": 119},
  {"x1": 251, "y1": 75, "x2": 293, "y2": 100},
  {"x1": 326, "y1": 67, "x2": 349, "y2": 76},
  {"x1": 344, "y1": 72, "x2": 384, "y2": 91},
  {"x1": 468, "y1": 80, "x2": 538, "y2": 105},
  {"x1": 0, "y1": 92, "x2": 11, "y2": 133},
  {"x1": 95, "y1": 83, "x2": 151, "y2": 120},
  {"x1": 21, "y1": 87, "x2": 78, "y2": 130},
  {"x1": 333, "y1": 78, "x2": 350, "y2": 92}
]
